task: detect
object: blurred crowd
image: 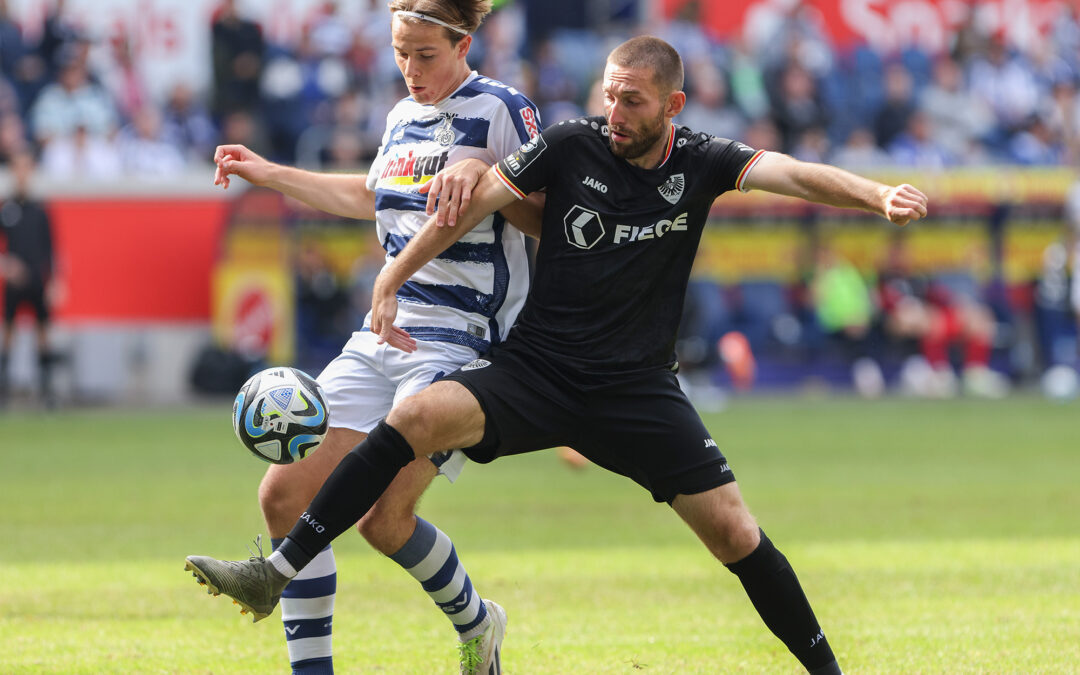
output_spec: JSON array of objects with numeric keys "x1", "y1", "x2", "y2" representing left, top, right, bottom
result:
[
  {"x1": 2, "y1": 0, "x2": 1079, "y2": 405},
  {"x1": 2, "y1": 1, "x2": 1080, "y2": 175}
]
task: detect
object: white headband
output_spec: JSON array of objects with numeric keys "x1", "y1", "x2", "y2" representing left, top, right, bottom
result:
[{"x1": 394, "y1": 10, "x2": 469, "y2": 35}]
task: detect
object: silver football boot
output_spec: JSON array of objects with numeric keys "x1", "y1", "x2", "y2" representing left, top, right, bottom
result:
[{"x1": 184, "y1": 536, "x2": 290, "y2": 622}]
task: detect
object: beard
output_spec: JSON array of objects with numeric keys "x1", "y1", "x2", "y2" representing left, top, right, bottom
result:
[{"x1": 608, "y1": 108, "x2": 668, "y2": 161}]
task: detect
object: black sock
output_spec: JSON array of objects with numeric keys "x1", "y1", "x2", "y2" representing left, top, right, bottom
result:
[
  {"x1": 277, "y1": 420, "x2": 414, "y2": 571},
  {"x1": 725, "y1": 530, "x2": 839, "y2": 673}
]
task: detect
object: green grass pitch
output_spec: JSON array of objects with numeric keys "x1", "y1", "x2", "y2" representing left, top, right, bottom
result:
[{"x1": 2, "y1": 396, "x2": 1078, "y2": 673}]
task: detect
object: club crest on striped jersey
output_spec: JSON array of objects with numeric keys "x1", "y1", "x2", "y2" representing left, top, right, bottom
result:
[
  {"x1": 658, "y1": 173, "x2": 685, "y2": 204},
  {"x1": 434, "y1": 113, "x2": 457, "y2": 146}
]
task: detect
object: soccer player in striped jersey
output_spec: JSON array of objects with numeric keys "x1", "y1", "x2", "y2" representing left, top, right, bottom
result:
[{"x1": 200, "y1": 2, "x2": 542, "y2": 673}]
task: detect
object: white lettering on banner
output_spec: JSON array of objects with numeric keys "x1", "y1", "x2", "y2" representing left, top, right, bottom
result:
[
  {"x1": 841, "y1": 0, "x2": 1064, "y2": 52},
  {"x1": 701, "y1": 0, "x2": 1062, "y2": 55},
  {"x1": 839, "y1": 0, "x2": 957, "y2": 52}
]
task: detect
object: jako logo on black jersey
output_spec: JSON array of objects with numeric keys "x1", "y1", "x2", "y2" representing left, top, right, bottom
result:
[
  {"x1": 581, "y1": 176, "x2": 608, "y2": 193},
  {"x1": 379, "y1": 150, "x2": 449, "y2": 183},
  {"x1": 613, "y1": 212, "x2": 688, "y2": 245}
]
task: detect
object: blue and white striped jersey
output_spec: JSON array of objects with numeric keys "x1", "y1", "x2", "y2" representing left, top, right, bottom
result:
[{"x1": 365, "y1": 71, "x2": 541, "y2": 352}]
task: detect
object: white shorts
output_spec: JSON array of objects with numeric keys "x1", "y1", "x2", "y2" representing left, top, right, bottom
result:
[{"x1": 317, "y1": 331, "x2": 476, "y2": 482}]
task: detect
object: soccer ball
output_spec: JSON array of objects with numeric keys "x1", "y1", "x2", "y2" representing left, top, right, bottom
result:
[{"x1": 232, "y1": 367, "x2": 329, "y2": 464}]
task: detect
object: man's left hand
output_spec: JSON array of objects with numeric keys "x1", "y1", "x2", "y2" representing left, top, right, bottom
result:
[
  {"x1": 420, "y1": 158, "x2": 489, "y2": 227},
  {"x1": 370, "y1": 271, "x2": 417, "y2": 353}
]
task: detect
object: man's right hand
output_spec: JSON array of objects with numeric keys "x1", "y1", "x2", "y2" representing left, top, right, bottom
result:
[{"x1": 213, "y1": 144, "x2": 274, "y2": 190}]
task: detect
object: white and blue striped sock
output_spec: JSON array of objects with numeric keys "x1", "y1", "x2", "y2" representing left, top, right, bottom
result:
[
  {"x1": 389, "y1": 517, "x2": 489, "y2": 640},
  {"x1": 272, "y1": 538, "x2": 336, "y2": 675}
]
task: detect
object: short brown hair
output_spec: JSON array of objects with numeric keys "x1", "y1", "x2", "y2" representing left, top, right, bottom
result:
[
  {"x1": 608, "y1": 36, "x2": 684, "y2": 95},
  {"x1": 387, "y1": 0, "x2": 492, "y2": 43}
]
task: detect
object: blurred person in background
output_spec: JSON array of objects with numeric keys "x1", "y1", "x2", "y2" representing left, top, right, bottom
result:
[
  {"x1": 0, "y1": 111, "x2": 28, "y2": 159},
  {"x1": 35, "y1": 0, "x2": 79, "y2": 80},
  {"x1": 217, "y1": 108, "x2": 268, "y2": 153},
  {"x1": 790, "y1": 125, "x2": 830, "y2": 163},
  {"x1": 306, "y1": 1, "x2": 352, "y2": 59},
  {"x1": 917, "y1": 55, "x2": 994, "y2": 164},
  {"x1": 39, "y1": 122, "x2": 121, "y2": 178},
  {"x1": 727, "y1": 36, "x2": 770, "y2": 121},
  {"x1": 161, "y1": 82, "x2": 219, "y2": 165},
  {"x1": 888, "y1": 110, "x2": 953, "y2": 170},
  {"x1": 211, "y1": 0, "x2": 264, "y2": 119},
  {"x1": 810, "y1": 242, "x2": 884, "y2": 397},
  {"x1": 967, "y1": 34, "x2": 1039, "y2": 152},
  {"x1": 830, "y1": 126, "x2": 890, "y2": 170},
  {"x1": 877, "y1": 234, "x2": 1008, "y2": 398},
  {"x1": 678, "y1": 59, "x2": 746, "y2": 142},
  {"x1": 768, "y1": 61, "x2": 826, "y2": 153},
  {"x1": 294, "y1": 243, "x2": 351, "y2": 369},
  {"x1": 29, "y1": 48, "x2": 118, "y2": 147},
  {"x1": 1064, "y1": 176, "x2": 1080, "y2": 356},
  {"x1": 0, "y1": 152, "x2": 55, "y2": 408},
  {"x1": 294, "y1": 92, "x2": 369, "y2": 168},
  {"x1": 199, "y1": 2, "x2": 544, "y2": 673},
  {"x1": 531, "y1": 37, "x2": 582, "y2": 124},
  {"x1": 743, "y1": 116, "x2": 782, "y2": 152},
  {"x1": 873, "y1": 62, "x2": 915, "y2": 151},
  {"x1": 102, "y1": 34, "x2": 148, "y2": 126},
  {"x1": 474, "y1": 4, "x2": 529, "y2": 95},
  {"x1": 116, "y1": 106, "x2": 188, "y2": 177},
  {"x1": 259, "y1": 22, "x2": 348, "y2": 163},
  {"x1": 1009, "y1": 111, "x2": 1066, "y2": 166},
  {"x1": 0, "y1": 0, "x2": 24, "y2": 85}
]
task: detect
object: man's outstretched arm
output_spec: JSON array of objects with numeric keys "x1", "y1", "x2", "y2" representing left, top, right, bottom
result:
[
  {"x1": 370, "y1": 166, "x2": 519, "y2": 351},
  {"x1": 214, "y1": 144, "x2": 378, "y2": 220},
  {"x1": 743, "y1": 152, "x2": 928, "y2": 226}
]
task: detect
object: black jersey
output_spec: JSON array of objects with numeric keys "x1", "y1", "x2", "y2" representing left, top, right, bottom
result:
[
  {"x1": 494, "y1": 115, "x2": 762, "y2": 374},
  {"x1": 0, "y1": 196, "x2": 54, "y2": 283}
]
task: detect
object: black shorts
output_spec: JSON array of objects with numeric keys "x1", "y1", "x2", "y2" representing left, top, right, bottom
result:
[
  {"x1": 3, "y1": 281, "x2": 49, "y2": 323},
  {"x1": 444, "y1": 341, "x2": 735, "y2": 503}
]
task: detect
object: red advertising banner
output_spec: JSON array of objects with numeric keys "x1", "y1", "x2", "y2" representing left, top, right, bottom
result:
[
  {"x1": 663, "y1": 0, "x2": 1069, "y2": 53},
  {"x1": 47, "y1": 199, "x2": 230, "y2": 322}
]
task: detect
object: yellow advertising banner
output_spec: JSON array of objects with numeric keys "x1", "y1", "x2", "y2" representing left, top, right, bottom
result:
[{"x1": 212, "y1": 239, "x2": 295, "y2": 365}]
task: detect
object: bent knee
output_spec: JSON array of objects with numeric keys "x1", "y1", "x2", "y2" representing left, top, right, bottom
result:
[
  {"x1": 258, "y1": 469, "x2": 313, "y2": 529},
  {"x1": 385, "y1": 382, "x2": 485, "y2": 451},
  {"x1": 711, "y1": 512, "x2": 761, "y2": 562},
  {"x1": 384, "y1": 392, "x2": 448, "y2": 451}
]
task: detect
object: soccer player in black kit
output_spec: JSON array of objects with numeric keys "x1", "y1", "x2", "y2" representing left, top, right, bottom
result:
[{"x1": 187, "y1": 36, "x2": 928, "y2": 674}]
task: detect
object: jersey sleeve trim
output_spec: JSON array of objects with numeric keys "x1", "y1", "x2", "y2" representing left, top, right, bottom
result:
[
  {"x1": 494, "y1": 163, "x2": 527, "y2": 200},
  {"x1": 736, "y1": 149, "x2": 767, "y2": 192}
]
